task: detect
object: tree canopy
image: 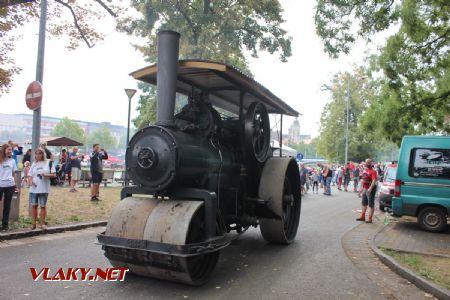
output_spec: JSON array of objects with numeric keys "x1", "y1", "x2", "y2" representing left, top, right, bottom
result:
[
  {"x1": 86, "y1": 125, "x2": 117, "y2": 150},
  {"x1": 120, "y1": 0, "x2": 292, "y2": 128},
  {"x1": 51, "y1": 116, "x2": 86, "y2": 144},
  {"x1": 316, "y1": 68, "x2": 377, "y2": 162},
  {"x1": 0, "y1": 0, "x2": 119, "y2": 94},
  {"x1": 315, "y1": 0, "x2": 450, "y2": 143}
]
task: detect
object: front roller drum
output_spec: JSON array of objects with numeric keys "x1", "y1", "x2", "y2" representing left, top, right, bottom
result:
[
  {"x1": 103, "y1": 197, "x2": 220, "y2": 285},
  {"x1": 259, "y1": 158, "x2": 301, "y2": 244}
]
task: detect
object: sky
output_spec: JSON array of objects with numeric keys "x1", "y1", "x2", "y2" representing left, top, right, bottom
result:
[{"x1": 1, "y1": 0, "x2": 387, "y2": 138}]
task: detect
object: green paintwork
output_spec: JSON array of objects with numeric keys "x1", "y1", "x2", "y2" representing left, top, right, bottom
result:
[{"x1": 392, "y1": 136, "x2": 450, "y2": 217}]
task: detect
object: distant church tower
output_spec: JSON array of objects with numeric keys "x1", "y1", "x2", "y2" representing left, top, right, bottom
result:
[{"x1": 288, "y1": 117, "x2": 300, "y2": 144}]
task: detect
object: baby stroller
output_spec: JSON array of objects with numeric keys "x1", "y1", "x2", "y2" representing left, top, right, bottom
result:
[{"x1": 54, "y1": 164, "x2": 66, "y2": 186}]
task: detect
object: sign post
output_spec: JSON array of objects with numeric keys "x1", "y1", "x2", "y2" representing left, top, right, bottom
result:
[{"x1": 31, "y1": 0, "x2": 47, "y2": 158}]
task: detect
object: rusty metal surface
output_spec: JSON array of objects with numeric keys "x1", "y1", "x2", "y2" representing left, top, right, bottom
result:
[
  {"x1": 105, "y1": 197, "x2": 160, "y2": 240},
  {"x1": 144, "y1": 200, "x2": 203, "y2": 244},
  {"x1": 104, "y1": 197, "x2": 219, "y2": 285}
]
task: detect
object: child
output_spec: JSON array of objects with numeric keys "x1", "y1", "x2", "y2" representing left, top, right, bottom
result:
[
  {"x1": 21, "y1": 161, "x2": 31, "y2": 188},
  {"x1": 312, "y1": 170, "x2": 319, "y2": 193}
]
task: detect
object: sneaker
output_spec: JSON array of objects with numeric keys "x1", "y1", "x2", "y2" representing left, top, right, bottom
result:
[
  {"x1": 0, "y1": 226, "x2": 8, "y2": 231},
  {"x1": 365, "y1": 219, "x2": 373, "y2": 224},
  {"x1": 356, "y1": 217, "x2": 365, "y2": 221},
  {"x1": 90, "y1": 196, "x2": 97, "y2": 201},
  {"x1": 31, "y1": 224, "x2": 36, "y2": 230},
  {"x1": 40, "y1": 224, "x2": 47, "y2": 230}
]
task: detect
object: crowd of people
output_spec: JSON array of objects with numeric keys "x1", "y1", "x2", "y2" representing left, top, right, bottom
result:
[
  {"x1": 299, "y1": 159, "x2": 387, "y2": 223},
  {"x1": 0, "y1": 140, "x2": 108, "y2": 231}
]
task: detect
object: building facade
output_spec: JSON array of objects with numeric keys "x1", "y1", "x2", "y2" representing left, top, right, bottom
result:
[
  {"x1": 288, "y1": 118, "x2": 301, "y2": 144},
  {"x1": 0, "y1": 113, "x2": 126, "y2": 145}
]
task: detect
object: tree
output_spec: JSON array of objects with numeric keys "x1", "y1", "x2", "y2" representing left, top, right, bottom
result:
[
  {"x1": 51, "y1": 117, "x2": 86, "y2": 144},
  {"x1": 289, "y1": 139, "x2": 319, "y2": 159},
  {"x1": 314, "y1": 0, "x2": 450, "y2": 143},
  {"x1": 0, "y1": 0, "x2": 119, "y2": 94},
  {"x1": 117, "y1": 128, "x2": 136, "y2": 151},
  {"x1": 133, "y1": 83, "x2": 188, "y2": 129},
  {"x1": 133, "y1": 83, "x2": 157, "y2": 129},
  {"x1": 316, "y1": 68, "x2": 377, "y2": 162},
  {"x1": 120, "y1": 0, "x2": 292, "y2": 126},
  {"x1": 87, "y1": 125, "x2": 117, "y2": 151}
]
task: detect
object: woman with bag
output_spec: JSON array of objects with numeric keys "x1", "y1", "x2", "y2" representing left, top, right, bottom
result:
[{"x1": 28, "y1": 148, "x2": 56, "y2": 230}]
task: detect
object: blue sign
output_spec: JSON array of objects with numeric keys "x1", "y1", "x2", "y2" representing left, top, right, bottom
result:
[{"x1": 297, "y1": 153, "x2": 304, "y2": 160}]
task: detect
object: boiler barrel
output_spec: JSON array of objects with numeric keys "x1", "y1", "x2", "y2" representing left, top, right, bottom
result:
[{"x1": 126, "y1": 126, "x2": 236, "y2": 191}]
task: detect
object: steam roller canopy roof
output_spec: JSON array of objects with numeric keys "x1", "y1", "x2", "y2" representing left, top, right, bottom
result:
[{"x1": 130, "y1": 59, "x2": 299, "y2": 117}]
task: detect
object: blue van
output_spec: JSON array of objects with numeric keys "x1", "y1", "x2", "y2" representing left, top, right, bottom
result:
[{"x1": 391, "y1": 136, "x2": 450, "y2": 232}]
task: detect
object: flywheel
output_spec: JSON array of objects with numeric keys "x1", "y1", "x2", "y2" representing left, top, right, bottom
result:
[{"x1": 244, "y1": 102, "x2": 271, "y2": 163}]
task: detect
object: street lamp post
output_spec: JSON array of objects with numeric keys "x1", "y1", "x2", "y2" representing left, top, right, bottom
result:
[
  {"x1": 345, "y1": 79, "x2": 350, "y2": 165},
  {"x1": 124, "y1": 88, "x2": 136, "y2": 186}
]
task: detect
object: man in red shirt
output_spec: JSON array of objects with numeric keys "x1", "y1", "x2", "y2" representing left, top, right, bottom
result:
[{"x1": 356, "y1": 158, "x2": 378, "y2": 223}]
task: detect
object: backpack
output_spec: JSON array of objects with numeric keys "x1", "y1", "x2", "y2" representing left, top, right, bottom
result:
[{"x1": 49, "y1": 161, "x2": 58, "y2": 186}]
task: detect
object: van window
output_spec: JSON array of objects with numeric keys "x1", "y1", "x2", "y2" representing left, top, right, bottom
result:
[
  {"x1": 409, "y1": 148, "x2": 450, "y2": 179},
  {"x1": 384, "y1": 167, "x2": 397, "y2": 183}
]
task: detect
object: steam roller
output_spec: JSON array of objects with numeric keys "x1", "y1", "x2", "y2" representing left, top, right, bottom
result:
[{"x1": 98, "y1": 30, "x2": 302, "y2": 285}]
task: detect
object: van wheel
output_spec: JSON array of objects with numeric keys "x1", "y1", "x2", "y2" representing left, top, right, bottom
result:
[{"x1": 417, "y1": 207, "x2": 447, "y2": 233}]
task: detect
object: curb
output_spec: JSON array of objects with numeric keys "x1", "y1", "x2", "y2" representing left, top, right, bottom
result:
[
  {"x1": 369, "y1": 224, "x2": 450, "y2": 300},
  {"x1": 0, "y1": 220, "x2": 107, "y2": 241}
]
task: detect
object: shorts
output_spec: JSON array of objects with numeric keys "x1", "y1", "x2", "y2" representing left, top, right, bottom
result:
[
  {"x1": 30, "y1": 193, "x2": 48, "y2": 207},
  {"x1": 361, "y1": 188, "x2": 375, "y2": 208},
  {"x1": 344, "y1": 177, "x2": 350, "y2": 186},
  {"x1": 71, "y1": 167, "x2": 81, "y2": 181},
  {"x1": 300, "y1": 176, "x2": 306, "y2": 186},
  {"x1": 91, "y1": 171, "x2": 103, "y2": 184}
]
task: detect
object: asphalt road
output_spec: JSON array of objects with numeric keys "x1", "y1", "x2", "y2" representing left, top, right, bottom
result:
[{"x1": 0, "y1": 188, "x2": 390, "y2": 300}]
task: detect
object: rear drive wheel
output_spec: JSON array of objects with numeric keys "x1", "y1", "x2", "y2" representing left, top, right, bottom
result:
[
  {"x1": 417, "y1": 206, "x2": 447, "y2": 233},
  {"x1": 259, "y1": 158, "x2": 301, "y2": 244}
]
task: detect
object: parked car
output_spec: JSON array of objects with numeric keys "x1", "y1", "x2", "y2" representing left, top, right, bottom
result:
[
  {"x1": 378, "y1": 163, "x2": 397, "y2": 211},
  {"x1": 391, "y1": 136, "x2": 450, "y2": 232}
]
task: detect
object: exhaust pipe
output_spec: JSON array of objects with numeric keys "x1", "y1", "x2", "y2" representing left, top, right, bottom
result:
[{"x1": 156, "y1": 30, "x2": 180, "y2": 126}]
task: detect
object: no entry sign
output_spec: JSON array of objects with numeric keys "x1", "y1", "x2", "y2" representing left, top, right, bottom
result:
[{"x1": 25, "y1": 81, "x2": 43, "y2": 110}]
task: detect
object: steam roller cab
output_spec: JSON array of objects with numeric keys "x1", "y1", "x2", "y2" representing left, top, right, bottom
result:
[{"x1": 97, "y1": 30, "x2": 301, "y2": 285}]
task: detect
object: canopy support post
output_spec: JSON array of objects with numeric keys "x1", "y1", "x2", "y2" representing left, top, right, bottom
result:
[{"x1": 279, "y1": 114, "x2": 283, "y2": 157}]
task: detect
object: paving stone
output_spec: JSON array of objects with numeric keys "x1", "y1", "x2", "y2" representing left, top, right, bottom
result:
[
  {"x1": 342, "y1": 220, "x2": 433, "y2": 300},
  {"x1": 375, "y1": 220, "x2": 450, "y2": 258}
]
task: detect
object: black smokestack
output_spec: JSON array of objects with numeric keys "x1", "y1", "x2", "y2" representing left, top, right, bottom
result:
[{"x1": 156, "y1": 30, "x2": 180, "y2": 126}]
